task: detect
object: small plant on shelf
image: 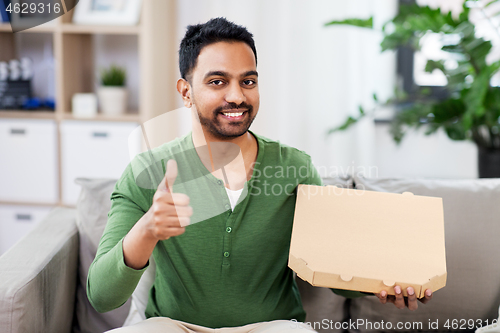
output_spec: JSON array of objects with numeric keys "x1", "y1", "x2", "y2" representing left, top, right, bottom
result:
[
  {"x1": 98, "y1": 64, "x2": 128, "y2": 116},
  {"x1": 100, "y1": 65, "x2": 126, "y2": 87}
]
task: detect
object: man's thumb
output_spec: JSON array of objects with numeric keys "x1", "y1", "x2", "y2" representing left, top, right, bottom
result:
[{"x1": 158, "y1": 159, "x2": 178, "y2": 192}]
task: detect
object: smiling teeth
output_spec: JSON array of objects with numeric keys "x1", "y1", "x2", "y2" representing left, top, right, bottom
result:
[{"x1": 223, "y1": 112, "x2": 244, "y2": 117}]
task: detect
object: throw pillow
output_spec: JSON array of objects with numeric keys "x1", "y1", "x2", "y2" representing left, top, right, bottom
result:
[{"x1": 73, "y1": 178, "x2": 131, "y2": 333}]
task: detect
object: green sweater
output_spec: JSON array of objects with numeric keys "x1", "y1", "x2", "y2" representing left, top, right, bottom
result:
[{"x1": 87, "y1": 131, "x2": 364, "y2": 328}]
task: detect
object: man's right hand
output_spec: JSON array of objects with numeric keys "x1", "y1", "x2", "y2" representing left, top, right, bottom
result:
[
  {"x1": 123, "y1": 159, "x2": 192, "y2": 269},
  {"x1": 147, "y1": 159, "x2": 193, "y2": 240}
]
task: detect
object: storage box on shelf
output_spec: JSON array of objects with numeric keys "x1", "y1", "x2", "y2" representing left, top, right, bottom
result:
[
  {"x1": 60, "y1": 120, "x2": 138, "y2": 205},
  {"x1": 0, "y1": 119, "x2": 58, "y2": 204}
]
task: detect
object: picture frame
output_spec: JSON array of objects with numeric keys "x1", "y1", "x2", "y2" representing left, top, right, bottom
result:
[{"x1": 72, "y1": 0, "x2": 142, "y2": 26}]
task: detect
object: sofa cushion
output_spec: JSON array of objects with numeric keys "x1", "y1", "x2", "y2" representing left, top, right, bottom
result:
[
  {"x1": 73, "y1": 178, "x2": 131, "y2": 333},
  {"x1": 349, "y1": 176, "x2": 500, "y2": 333},
  {"x1": 322, "y1": 176, "x2": 353, "y2": 188}
]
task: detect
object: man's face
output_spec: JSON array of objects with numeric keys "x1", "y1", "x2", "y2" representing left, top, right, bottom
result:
[{"x1": 189, "y1": 41, "x2": 259, "y2": 139}]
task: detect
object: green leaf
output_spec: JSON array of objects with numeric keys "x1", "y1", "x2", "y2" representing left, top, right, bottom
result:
[
  {"x1": 327, "y1": 116, "x2": 358, "y2": 134},
  {"x1": 489, "y1": 60, "x2": 500, "y2": 76},
  {"x1": 431, "y1": 98, "x2": 466, "y2": 123},
  {"x1": 324, "y1": 17, "x2": 373, "y2": 29},
  {"x1": 441, "y1": 44, "x2": 464, "y2": 53},
  {"x1": 327, "y1": 105, "x2": 369, "y2": 135},
  {"x1": 484, "y1": 87, "x2": 500, "y2": 125},
  {"x1": 453, "y1": 21, "x2": 475, "y2": 39},
  {"x1": 389, "y1": 102, "x2": 434, "y2": 143},
  {"x1": 444, "y1": 121, "x2": 467, "y2": 140},
  {"x1": 424, "y1": 123, "x2": 441, "y2": 135},
  {"x1": 463, "y1": 70, "x2": 491, "y2": 125},
  {"x1": 485, "y1": 0, "x2": 500, "y2": 7},
  {"x1": 425, "y1": 60, "x2": 446, "y2": 73},
  {"x1": 459, "y1": 3, "x2": 470, "y2": 23},
  {"x1": 445, "y1": 62, "x2": 473, "y2": 90},
  {"x1": 420, "y1": 87, "x2": 432, "y2": 95}
]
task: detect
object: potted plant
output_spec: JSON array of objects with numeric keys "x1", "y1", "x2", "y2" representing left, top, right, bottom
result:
[
  {"x1": 326, "y1": 1, "x2": 500, "y2": 178},
  {"x1": 97, "y1": 64, "x2": 127, "y2": 115}
]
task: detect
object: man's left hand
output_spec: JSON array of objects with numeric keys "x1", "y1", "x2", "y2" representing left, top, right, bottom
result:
[{"x1": 375, "y1": 286, "x2": 432, "y2": 311}]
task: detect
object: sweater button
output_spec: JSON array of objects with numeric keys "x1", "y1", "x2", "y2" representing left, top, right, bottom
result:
[{"x1": 223, "y1": 251, "x2": 230, "y2": 258}]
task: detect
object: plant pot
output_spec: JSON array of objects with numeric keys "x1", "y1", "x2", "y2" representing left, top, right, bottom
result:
[
  {"x1": 97, "y1": 86, "x2": 127, "y2": 115},
  {"x1": 478, "y1": 146, "x2": 500, "y2": 178}
]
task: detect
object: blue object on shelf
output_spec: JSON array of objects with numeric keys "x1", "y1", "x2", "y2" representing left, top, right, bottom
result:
[
  {"x1": 23, "y1": 97, "x2": 41, "y2": 110},
  {"x1": 0, "y1": 0, "x2": 11, "y2": 23},
  {"x1": 43, "y1": 97, "x2": 56, "y2": 110}
]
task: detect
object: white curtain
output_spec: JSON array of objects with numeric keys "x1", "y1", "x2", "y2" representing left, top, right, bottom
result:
[{"x1": 174, "y1": 0, "x2": 398, "y2": 178}]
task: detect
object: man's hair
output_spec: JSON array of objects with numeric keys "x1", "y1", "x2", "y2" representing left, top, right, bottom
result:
[{"x1": 179, "y1": 17, "x2": 257, "y2": 81}]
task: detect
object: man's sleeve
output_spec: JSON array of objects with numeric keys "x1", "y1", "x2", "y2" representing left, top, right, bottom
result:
[
  {"x1": 86, "y1": 161, "x2": 155, "y2": 313},
  {"x1": 303, "y1": 155, "x2": 323, "y2": 186}
]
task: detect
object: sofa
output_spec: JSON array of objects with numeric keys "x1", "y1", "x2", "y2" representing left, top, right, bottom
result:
[{"x1": 1, "y1": 176, "x2": 500, "y2": 333}]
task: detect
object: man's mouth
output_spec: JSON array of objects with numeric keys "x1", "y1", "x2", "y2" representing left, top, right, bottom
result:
[
  {"x1": 219, "y1": 110, "x2": 247, "y2": 120},
  {"x1": 222, "y1": 111, "x2": 244, "y2": 117}
]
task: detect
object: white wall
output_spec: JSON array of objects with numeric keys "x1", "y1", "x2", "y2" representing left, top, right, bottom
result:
[{"x1": 374, "y1": 124, "x2": 478, "y2": 179}]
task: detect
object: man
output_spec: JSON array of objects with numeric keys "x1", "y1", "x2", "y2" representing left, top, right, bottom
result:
[{"x1": 87, "y1": 17, "x2": 432, "y2": 332}]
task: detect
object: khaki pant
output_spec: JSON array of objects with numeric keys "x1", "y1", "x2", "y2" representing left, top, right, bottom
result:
[{"x1": 107, "y1": 317, "x2": 317, "y2": 333}]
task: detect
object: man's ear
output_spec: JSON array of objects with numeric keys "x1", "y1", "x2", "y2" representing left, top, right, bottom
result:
[{"x1": 177, "y1": 78, "x2": 192, "y2": 108}]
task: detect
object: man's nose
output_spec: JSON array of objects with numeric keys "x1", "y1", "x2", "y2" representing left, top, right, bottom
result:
[{"x1": 225, "y1": 82, "x2": 246, "y2": 105}]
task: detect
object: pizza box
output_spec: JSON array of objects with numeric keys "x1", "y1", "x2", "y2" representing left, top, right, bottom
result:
[{"x1": 288, "y1": 185, "x2": 447, "y2": 298}]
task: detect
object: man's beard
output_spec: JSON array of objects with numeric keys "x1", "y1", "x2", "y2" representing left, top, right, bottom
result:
[{"x1": 197, "y1": 102, "x2": 256, "y2": 139}]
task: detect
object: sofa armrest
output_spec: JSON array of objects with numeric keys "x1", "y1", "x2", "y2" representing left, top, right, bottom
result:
[{"x1": 0, "y1": 207, "x2": 78, "y2": 333}]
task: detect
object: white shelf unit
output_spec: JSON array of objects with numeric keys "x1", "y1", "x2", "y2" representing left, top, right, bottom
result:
[
  {"x1": 0, "y1": 0, "x2": 180, "y2": 254},
  {"x1": 0, "y1": 0, "x2": 179, "y2": 205}
]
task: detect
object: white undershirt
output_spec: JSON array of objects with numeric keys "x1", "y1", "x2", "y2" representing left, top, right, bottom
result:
[{"x1": 225, "y1": 187, "x2": 244, "y2": 210}]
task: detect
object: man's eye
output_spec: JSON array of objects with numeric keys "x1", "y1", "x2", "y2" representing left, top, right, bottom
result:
[
  {"x1": 243, "y1": 79, "x2": 256, "y2": 86},
  {"x1": 210, "y1": 80, "x2": 224, "y2": 86}
]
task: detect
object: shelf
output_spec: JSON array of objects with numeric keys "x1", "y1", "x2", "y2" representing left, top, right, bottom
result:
[
  {"x1": 0, "y1": 23, "x2": 56, "y2": 33},
  {"x1": 0, "y1": 110, "x2": 56, "y2": 119},
  {"x1": 0, "y1": 200, "x2": 58, "y2": 207},
  {"x1": 61, "y1": 112, "x2": 141, "y2": 122},
  {"x1": 61, "y1": 24, "x2": 141, "y2": 35},
  {"x1": 0, "y1": 24, "x2": 11, "y2": 32},
  {"x1": 1, "y1": 23, "x2": 141, "y2": 35}
]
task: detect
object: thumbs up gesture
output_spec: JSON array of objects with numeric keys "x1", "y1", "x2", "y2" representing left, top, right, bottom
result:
[{"x1": 147, "y1": 159, "x2": 192, "y2": 240}]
